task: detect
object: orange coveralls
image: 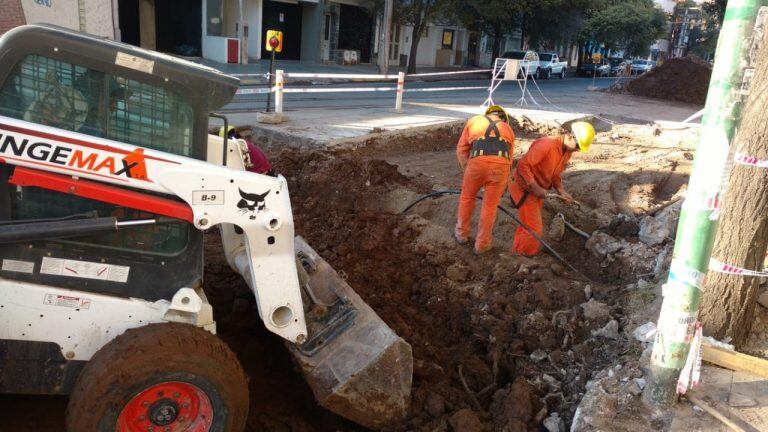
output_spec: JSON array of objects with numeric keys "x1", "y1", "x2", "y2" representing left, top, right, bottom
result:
[
  {"x1": 455, "y1": 115, "x2": 515, "y2": 251},
  {"x1": 509, "y1": 136, "x2": 571, "y2": 255}
]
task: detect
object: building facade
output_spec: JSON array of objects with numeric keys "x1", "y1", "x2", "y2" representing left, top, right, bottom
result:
[
  {"x1": 2, "y1": 0, "x2": 529, "y2": 69},
  {"x1": 0, "y1": 0, "x2": 26, "y2": 36}
]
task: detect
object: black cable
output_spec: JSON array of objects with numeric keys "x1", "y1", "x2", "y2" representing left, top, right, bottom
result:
[{"x1": 401, "y1": 190, "x2": 593, "y2": 282}]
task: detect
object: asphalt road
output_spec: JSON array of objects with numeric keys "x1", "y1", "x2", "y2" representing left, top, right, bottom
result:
[{"x1": 225, "y1": 75, "x2": 629, "y2": 113}]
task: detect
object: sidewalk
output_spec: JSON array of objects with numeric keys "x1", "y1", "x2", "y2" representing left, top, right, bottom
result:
[
  {"x1": 213, "y1": 103, "x2": 594, "y2": 150},
  {"x1": 210, "y1": 89, "x2": 701, "y2": 150}
]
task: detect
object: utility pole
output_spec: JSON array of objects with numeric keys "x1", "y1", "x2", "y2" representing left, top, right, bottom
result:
[
  {"x1": 378, "y1": 0, "x2": 393, "y2": 75},
  {"x1": 643, "y1": 0, "x2": 768, "y2": 407}
]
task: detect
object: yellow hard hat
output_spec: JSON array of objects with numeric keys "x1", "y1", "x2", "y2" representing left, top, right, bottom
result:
[
  {"x1": 570, "y1": 121, "x2": 595, "y2": 152},
  {"x1": 485, "y1": 105, "x2": 509, "y2": 123},
  {"x1": 219, "y1": 125, "x2": 236, "y2": 138}
]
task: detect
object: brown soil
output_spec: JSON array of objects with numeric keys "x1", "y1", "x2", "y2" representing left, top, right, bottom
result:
[{"x1": 618, "y1": 57, "x2": 712, "y2": 105}]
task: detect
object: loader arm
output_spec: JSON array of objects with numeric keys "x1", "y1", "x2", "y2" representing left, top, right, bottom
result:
[{"x1": 0, "y1": 114, "x2": 308, "y2": 343}]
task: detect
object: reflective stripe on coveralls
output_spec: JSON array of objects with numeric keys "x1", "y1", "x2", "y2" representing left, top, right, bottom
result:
[
  {"x1": 455, "y1": 116, "x2": 515, "y2": 251},
  {"x1": 510, "y1": 136, "x2": 571, "y2": 255}
]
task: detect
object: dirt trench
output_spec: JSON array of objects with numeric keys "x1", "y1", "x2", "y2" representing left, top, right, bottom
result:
[{"x1": 203, "y1": 121, "x2": 693, "y2": 431}]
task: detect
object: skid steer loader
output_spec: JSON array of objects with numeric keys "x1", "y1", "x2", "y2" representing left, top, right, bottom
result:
[{"x1": 0, "y1": 25, "x2": 412, "y2": 431}]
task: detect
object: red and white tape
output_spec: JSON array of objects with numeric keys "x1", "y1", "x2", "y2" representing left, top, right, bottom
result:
[
  {"x1": 709, "y1": 258, "x2": 768, "y2": 277},
  {"x1": 734, "y1": 152, "x2": 768, "y2": 168},
  {"x1": 677, "y1": 321, "x2": 702, "y2": 395}
]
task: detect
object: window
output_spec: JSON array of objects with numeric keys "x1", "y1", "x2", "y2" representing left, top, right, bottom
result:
[
  {"x1": 0, "y1": 54, "x2": 192, "y2": 255},
  {"x1": 0, "y1": 54, "x2": 194, "y2": 156},
  {"x1": 324, "y1": 14, "x2": 331, "y2": 41}
]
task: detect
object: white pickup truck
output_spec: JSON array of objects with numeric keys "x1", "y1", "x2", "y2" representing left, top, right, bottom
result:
[{"x1": 538, "y1": 52, "x2": 568, "y2": 79}]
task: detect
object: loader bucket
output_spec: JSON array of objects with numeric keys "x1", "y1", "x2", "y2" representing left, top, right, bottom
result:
[{"x1": 288, "y1": 237, "x2": 413, "y2": 429}]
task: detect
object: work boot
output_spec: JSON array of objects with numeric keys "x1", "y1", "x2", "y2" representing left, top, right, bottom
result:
[
  {"x1": 454, "y1": 232, "x2": 468, "y2": 246},
  {"x1": 474, "y1": 246, "x2": 492, "y2": 255}
]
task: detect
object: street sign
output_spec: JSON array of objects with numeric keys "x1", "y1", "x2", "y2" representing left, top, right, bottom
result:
[
  {"x1": 265, "y1": 30, "x2": 283, "y2": 53},
  {"x1": 592, "y1": 53, "x2": 602, "y2": 64}
]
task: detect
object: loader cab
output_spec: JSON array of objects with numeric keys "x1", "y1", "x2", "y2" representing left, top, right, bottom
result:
[{"x1": 0, "y1": 25, "x2": 239, "y2": 301}]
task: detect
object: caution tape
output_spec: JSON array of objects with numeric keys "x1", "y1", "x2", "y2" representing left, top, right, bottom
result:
[
  {"x1": 284, "y1": 72, "x2": 400, "y2": 80},
  {"x1": 235, "y1": 86, "x2": 276, "y2": 95},
  {"x1": 709, "y1": 257, "x2": 768, "y2": 277},
  {"x1": 677, "y1": 321, "x2": 703, "y2": 395},
  {"x1": 734, "y1": 152, "x2": 768, "y2": 168},
  {"x1": 407, "y1": 69, "x2": 493, "y2": 77},
  {"x1": 282, "y1": 86, "x2": 396, "y2": 93},
  {"x1": 231, "y1": 73, "x2": 271, "y2": 79},
  {"x1": 404, "y1": 86, "x2": 487, "y2": 93}
]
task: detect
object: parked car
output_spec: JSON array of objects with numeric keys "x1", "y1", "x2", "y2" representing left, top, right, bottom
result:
[
  {"x1": 608, "y1": 58, "x2": 629, "y2": 76},
  {"x1": 501, "y1": 50, "x2": 541, "y2": 78},
  {"x1": 579, "y1": 60, "x2": 610, "y2": 77},
  {"x1": 631, "y1": 59, "x2": 655, "y2": 74},
  {"x1": 537, "y1": 52, "x2": 568, "y2": 79}
]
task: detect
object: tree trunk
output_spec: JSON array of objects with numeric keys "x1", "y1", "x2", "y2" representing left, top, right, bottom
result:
[
  {"x1": 699, "y1": 29, "x2": 768, "y2": 348},
  {"x1": 491, "y1": 31, "x2": 502, "y2": 62},
  {"x1": 407, "y1": 22, "x2": 421, "y2": 74}
]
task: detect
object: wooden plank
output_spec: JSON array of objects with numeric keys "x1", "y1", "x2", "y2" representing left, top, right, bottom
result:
[
  {"x1": 686, "y1": 393, "x2": 747, "y2": 432},
  {"x1": 701, "y1": 342, "x2": 768, "y2": 379},
  {"x1": 728, "y1": 370, "x2": 768, "y2": 432}
]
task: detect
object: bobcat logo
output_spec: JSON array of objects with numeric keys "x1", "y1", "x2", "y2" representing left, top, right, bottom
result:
[{"x1": 237, "y1": 188, "x2": 270, "y2": 219}]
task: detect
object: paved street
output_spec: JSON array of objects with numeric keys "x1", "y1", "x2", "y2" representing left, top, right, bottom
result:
[{"x1": 224, "y1": 75, "x2": 697, "y2": 124}]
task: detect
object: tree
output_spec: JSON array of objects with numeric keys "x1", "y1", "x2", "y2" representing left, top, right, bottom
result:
[
  {"x1": 689, "y1": 1, "x2": 725, "y2": 60},
  {"x1": 580, "y1": 0, "x2": 667, "y2": 56},
  {"x1": 394, "y1": 0, "x2": 453, "y2": 73},
  {"x1": 703, "y1": 0, "x2": 728, "y2": 25},
  {"x1": 450, "y1": 0, "x2": 525, "y2": 60},
  {"x1": 699, "y1": 28, "x2": 768, "y2": 347},
  {"x1": 521, "y1": 0, "x2": 592, "y2": 50}
]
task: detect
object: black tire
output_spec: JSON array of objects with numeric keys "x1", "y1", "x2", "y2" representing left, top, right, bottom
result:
[
  {"x1": 66, "y1": 323, "x2": 249, "y2": 432},
  {"x1": 559, "y1": 69, "x2": 565, "y2": 79},
  {"x1": 544, "y1": 68, "x2": 551, "y2": 79},
  {"x1": 534, "y1": 68, "x2": 540, "y2": 79}
]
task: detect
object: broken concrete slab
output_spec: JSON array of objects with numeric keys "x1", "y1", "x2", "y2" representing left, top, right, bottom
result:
[
  {"x1": 581, "y1": 299, "x2": 611, "y2": 322},
  {"x1": 633, "y1": 322, "x2": 657, "y2": 343},
  {"x1": 592, "y1": 320, "x2": 620, "y2": 340},
  {"x1": 585, "y1": 231, "x2": 623, "y2": 257}
]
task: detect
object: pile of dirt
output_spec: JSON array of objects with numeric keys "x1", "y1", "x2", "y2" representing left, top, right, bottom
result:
[
  {"x1": 271, "y1": 151, "x2": 636, "y2": 430},
  {"x1": 202, "y1": 121, "x2": 698, "y2": 431},
  {"x1": 618, "y1": 57, "x2": 711, "y2": 105}
]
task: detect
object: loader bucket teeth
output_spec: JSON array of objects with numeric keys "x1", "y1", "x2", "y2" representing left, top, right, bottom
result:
[{"x1": 289, "y1": 237, "x2": 413, "y2": 429}]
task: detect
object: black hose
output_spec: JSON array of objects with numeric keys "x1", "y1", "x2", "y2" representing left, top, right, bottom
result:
[{"x1": 401, "y1": 190, "x2": 593, "y2": 282}]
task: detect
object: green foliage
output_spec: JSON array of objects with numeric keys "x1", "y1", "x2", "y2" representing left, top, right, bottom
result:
[
  {"x1": 689, "y1": 0, "x2": 726, "y2": 59},
  {"x1": 702, "y1": 0, "x2": 728, "y2": 25},
  {"x1": 522, "y1": 0, "x2": 592, "y2": 48},
  {"x1": 450, "y1": 0, "x2": 524, "y2": 38},
  {"x1": 581, "y1": 0, "x2": 667, "y2": 56}
]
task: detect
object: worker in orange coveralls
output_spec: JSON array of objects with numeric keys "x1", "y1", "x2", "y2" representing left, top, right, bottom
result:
[
  {"x1": 509, "y1": 122, "x2": 595, "y2": 256},
  {"x1": 454, "y1": 105, "x2": 515, "y2": 255}
]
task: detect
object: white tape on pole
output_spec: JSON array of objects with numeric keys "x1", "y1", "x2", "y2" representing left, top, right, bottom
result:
[
  {"x1": 235, "y1": 87, "x2": 276, "y2": 95},
  {"x1": 284, "y1": 72, "x2": 400, "y2": 79},
  {"x1": 407, "y1": 69, "x2": 493, "y2": 77},
  {"x1": 232, "y1": 73, "x2": 271, "y2": 79},
  {"x1": 404, "y1": 86, "x2": 487, "y2": 93},
  {"x1": 282, "y1": 87, "x2": 396, "y2": 93}
]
